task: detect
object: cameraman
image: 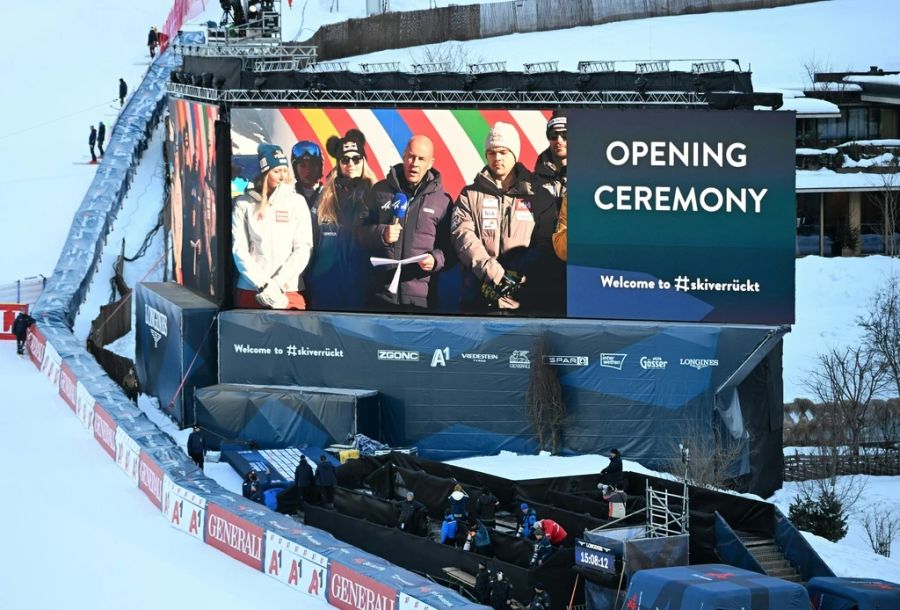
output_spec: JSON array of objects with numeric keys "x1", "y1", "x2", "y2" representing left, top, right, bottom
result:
[{"x1": 451, "y1": 122, "x2": 539, "y2": 313}]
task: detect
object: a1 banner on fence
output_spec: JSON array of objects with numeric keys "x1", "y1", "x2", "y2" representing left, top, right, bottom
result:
[
  {"x1": 138, "y1": 452, "x2": 165, "y2": 511},
  {"x1": 264, "y1": 531, "x2": 329, "y2": 601},
  {"x1": 115, "y1": 428, "x2": 141, "y2": 485},
  {"x1": 0, "y1": 303, "x2": 26, "y2": 340},
  {"x1": 92, "y1": 405, "x2": 118, "y2": 460},
  {"x1": 76, "y1": 380, "x2": 97, "y2": 432},
  {"x1": 58, "y1": 361, "x2": 78, "y2": 413},
  {"x1": 328, "y1": 560, "x2": 398, "y2": 610},
  {"x1": 162, "y1": 475, "x2": 206, "y2": 539},
  {"x1": 205, "y1": 502, "x2": 265, "y2": 571},
  {"x1": 39, "y1": 338, "x2": 62, "y2": 389}
]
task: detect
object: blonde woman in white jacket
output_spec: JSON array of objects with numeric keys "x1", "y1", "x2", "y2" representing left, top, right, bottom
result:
[{"x1": 232, "y1": 143, "x2": 314, "y2": 309}]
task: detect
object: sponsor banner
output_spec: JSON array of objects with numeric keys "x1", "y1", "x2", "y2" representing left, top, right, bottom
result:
[
  {"x1": 162, "y1": 475, "x2": 206, "y2": 539},
  {"x1": 399, "y1": 593, "x2": 439, "y2": 610},
  {"x1": 75, "y1": 380, "x2": 96, "y2": 432},
  {"x1": 639, "y1": 356, "x2": 668, "y2": 370},
  {"x1": 377, "y1": 350, "x2": 419, "y2": 362},
  {"x1": 328, "y1": 561, "x2": 398, "y2": 610},
  {"x1": 58, "y1": 361, "x2": 78, "y2": 413},
  {"x1": 0, "y1": 303, "x2": 27, "y2": 340},
  {"x1": 38, "y1": 337, "x2": 62, "y2": 388},
  {"x1": 205, "y1": 503, "x2": 265, "y2": 570},
  {"x1": 92, "y1": 405, "x2": 118, "y2": 459},
  {"x1": 115, "y1": 428, "x2": 141, "y2": 485},
  {"x1": 264, "y1": 531, "x2": 329, "y2": 601},
  {"x1": 543, "y1": 355, "x2": 589, "y2": 367},
  {"x1": 568, "y1": 109, "x2": 795, "y2": 324},
  {"x1": 26, "y1": 325, "x2": 46, "y2": 368},
  {"x1": 600, "y1": 353, "x2": 627, "y2": 370},
  {"x1": 138, "y1": 452, "x2": 165, "y2": 511}
]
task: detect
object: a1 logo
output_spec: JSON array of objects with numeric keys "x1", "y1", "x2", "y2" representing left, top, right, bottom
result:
[{"x1": 430, "y1": 347, "x2": 449, "y2": 367}]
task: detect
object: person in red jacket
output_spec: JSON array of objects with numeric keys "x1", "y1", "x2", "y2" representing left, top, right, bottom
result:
[{"x1": 533, "y1": 518, "x2": 567, "y2": 546}]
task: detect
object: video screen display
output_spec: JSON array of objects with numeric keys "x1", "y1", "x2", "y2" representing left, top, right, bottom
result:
[
  {"x1": 229, "y1": 107, "x2": 795, "y2": 324},
  {"x1": 167, "y1": 99, "x2": 221, "y2": 301}
]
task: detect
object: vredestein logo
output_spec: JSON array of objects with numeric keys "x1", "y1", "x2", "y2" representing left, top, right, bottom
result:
[
  {"x1": 377, "y1": 350, "x2": 419, "y2": 361},
  {"x1": 145, "y1": 304, "x2": 168, "y2": 348}
]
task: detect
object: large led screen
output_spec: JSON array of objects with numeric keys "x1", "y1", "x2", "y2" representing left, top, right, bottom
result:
[{"x1": 229, "y1": 107, "x2": 794, "y2": 324}]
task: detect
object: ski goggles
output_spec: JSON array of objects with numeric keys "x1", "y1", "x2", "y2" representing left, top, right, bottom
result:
[{"x1": 291, "y1": 141, "x2": 322, "y2": 161}]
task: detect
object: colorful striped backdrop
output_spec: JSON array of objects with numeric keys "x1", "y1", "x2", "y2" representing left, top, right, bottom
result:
[{"x1": 232, "y1": 108, "x2": 553, "y2": 199}]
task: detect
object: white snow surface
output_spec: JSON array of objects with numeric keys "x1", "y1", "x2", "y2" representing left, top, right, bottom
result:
[{"x1": 3, "y1": 0, "x2": 900, "y2": 606}]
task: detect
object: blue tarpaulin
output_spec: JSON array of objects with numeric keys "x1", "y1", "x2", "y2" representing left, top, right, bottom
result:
[
  {"x1": 623, "y1": 564, "x2": 809, "y2": 610},
  {"x1": 807, "y1": 577, "x2": 900, "y2": 610}
]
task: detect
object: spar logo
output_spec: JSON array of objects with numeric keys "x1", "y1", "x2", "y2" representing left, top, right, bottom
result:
[
  {"x1": 145, "y1": 304, "x2": 167, "y2": 348},
  {"x1": 680, "y1": 358, "x2": 719, "y2": 370},
  {"x1": 329, "y1": 561, "x2": 397, "y2": 610},
  {"x1": 377, "y1": 349, "x2": 419, "y2": 362},
  {"x1": 600, "y1": 353, "x2": 627, "y2": 370},
  {"x1": 205, "y1": 504, "x2": 264, "y2": 570},
  {"x1": 543, "y1": 355, "x2": 589, "y2": 367},
  {"x1": 639, "y1": 356, "x2": 668, "y2": 370}
]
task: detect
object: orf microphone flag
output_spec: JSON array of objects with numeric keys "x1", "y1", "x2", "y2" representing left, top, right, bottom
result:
[{"x1": 391, "y1": 193, "x2": 408, "y2": 225}]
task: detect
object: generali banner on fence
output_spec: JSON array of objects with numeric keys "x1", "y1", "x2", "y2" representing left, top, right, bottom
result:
[
  {"x1": 92, "y1": 405, "x2": 118, "y2": 460},
  {"x1": 205, "y1": 503, "x2": 264, "y2": 571},
  {"x1": 162, "y1": 475, "x2": 206, "y2": 540},
  {"x1": 58, "y1": 361, "x2": 78, "y2": 413},
  {"x1": 115, "y1": 428, "x2": 141, "y2": 485},
  {"x1": 265, "y1": 531, "x2": 329, "y2": 601},
  {"x1": 138, "y1": 453, "x2": 165, "y2": 511},
  {"x1": 0, "y1": 303, "x2": 26, "y2": 340},
  {"x1": 328, "y1": 561, "x2": 398, "y2": 610}
]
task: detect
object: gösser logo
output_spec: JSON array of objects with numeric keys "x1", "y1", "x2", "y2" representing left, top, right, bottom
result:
[
  {"x1": 377, "y1": 349, "x2": 419, "y2": 361},
  {"x1": 680, "y1": 358, "x2": 719, "y2": 370},
  {"x1": 543, "y1": 355, "x2": 589, "y2": 367},
  {"x1": 600, "y1": 353, "x2": 627, "y2": 370},
  {"x1": 639, "y1": 356, "x2": 668, "y2": 370}
]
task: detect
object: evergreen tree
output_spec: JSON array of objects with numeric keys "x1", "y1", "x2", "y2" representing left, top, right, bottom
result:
[{"x1": 788, "y1": 490, "x2": 848, "y2": 542}]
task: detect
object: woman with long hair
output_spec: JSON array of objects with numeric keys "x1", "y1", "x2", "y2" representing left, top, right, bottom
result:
[
  {"x1": 306, "y1": 129, "x2": 381, "y2": 310},
  {"x1": 232, "y1": 143, "x2": 313, "y2": 309}
]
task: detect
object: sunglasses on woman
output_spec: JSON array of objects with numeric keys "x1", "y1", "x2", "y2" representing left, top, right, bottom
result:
[
  {"x1": 547, "y1": 131, "x2": 567, "y2": 141},
  {"x1": 340, "y1": 155, "x2": 363, "y2": 165}
]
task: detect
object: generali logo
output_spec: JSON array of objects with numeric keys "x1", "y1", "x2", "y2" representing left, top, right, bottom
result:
[
  {"x1": 0, "y1": 303, "x2": 26, "y2": 339},
  {"x1": 329, "y1": 562, "x2": 397, "y2": 610},
  {"x1": 205, "y1": 504, "x2": 264, "y2": 570},
  {"x1": 145, "y1": 304, "x2": 167, "y2": 348},
  {"x1": 138, "y1": 453, "x2": 164, "y2": 510}
]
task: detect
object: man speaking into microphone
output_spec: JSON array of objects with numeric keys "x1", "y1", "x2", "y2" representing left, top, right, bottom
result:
[{"x1": 365, "y1": 135, "x2": 454, "y2": 311}]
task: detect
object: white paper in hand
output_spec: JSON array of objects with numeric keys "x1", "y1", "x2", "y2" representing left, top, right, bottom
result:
[{"x1": 370, "y1": 254, "x2": 430, "y2": 294}]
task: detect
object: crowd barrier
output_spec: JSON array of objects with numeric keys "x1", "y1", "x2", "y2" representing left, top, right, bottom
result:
[{"x1": 27, "y1": 32, "x2": 486, "y2": 610}]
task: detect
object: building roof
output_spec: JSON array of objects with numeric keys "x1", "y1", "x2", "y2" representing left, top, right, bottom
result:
[{"x1": 796, "y1": 169, "x2": 900, "y2": 193}]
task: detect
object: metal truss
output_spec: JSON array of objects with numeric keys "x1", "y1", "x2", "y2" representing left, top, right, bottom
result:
[
  {"x1": 167, "y1": 83, "x2": 708, "y2": 106},
  {"x1": 177, "y1": 42, "x2": 316, "y2": 60}
]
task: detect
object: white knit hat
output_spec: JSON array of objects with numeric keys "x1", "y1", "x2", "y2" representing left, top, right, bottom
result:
[{"x1": 485, "y1": 121, "x2": 520, "y2": 161}]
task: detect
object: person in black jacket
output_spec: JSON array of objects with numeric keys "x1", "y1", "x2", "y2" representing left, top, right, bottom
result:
[
  {"x1": 397, "y1": 491, "x2": 428, "y2": 536},
  {"x1": 186, "y1": 426, "x2": 206, "y2": 471},
  {"x1": 11, "y1": 311, "x2": 35, "y2": 355},
  {"x1": 147, "y1": 26, "x2": 159, "y2": 58},
  {"x1": 294, "y1": 455, "x2": 315, "y2": 506},
  {"x1": 97, "y1": 121, "x2": 106, "y2": 157},
  {"x1": 475, "y1": 562, "x2": 491, "y2": 605},
  {"x1": 489, "y1": 571, "x2": 512, "y2": 610},
  {"x1": 476, "y1": 487, "x2": 500, "y2": 529},
  {"x1": 89, "y1": 125, "x2": 98, "y2": 163},
  {"x1": 365, "y1": 135, "x2": 455, "y2": 311},
  {"x1": 598, "y1": 448, "x2": 624, "y2": 490},
  {"x1": 315, "y1": 455, "x2": 337, "y2": 507},
  {"x1": 118, "y1": 78, "x2": 128, "y2": 107},
  {"x1": 525, "y1": 582, "x2": 552, "y2": 610},
  {"x1": 242, "y1": 471, "x2": 262, "y2": 502}
]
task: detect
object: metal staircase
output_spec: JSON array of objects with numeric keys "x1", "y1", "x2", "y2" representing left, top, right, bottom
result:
[{"x1": 738, "y1": 533, "x2": 804, "y2": 583}]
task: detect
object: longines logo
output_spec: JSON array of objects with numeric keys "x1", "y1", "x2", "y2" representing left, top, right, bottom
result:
[
  {"x1": 145, "y1": 304, "x2": 167, "y2": 348},
  {"x1": 600, "y1": 353, "x2": 627, "y2": 370},
  {"x1": 377, "y1": 350, "x2": 419, "y2": 362},
  {"x1": 680, "y1": 358, "x2": 719, "y2": 370}
]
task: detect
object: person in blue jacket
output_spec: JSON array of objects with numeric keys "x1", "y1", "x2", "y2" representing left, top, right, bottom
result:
[
  {"x1": 440, "y1": 509, "x2": 459, "y2": 546},
  {"x1": 315, "y1": 455, "x2": 337, "y2": 508},
  {"x1": 517, "y1": 502, "x2": 538, "y2": 539}
]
